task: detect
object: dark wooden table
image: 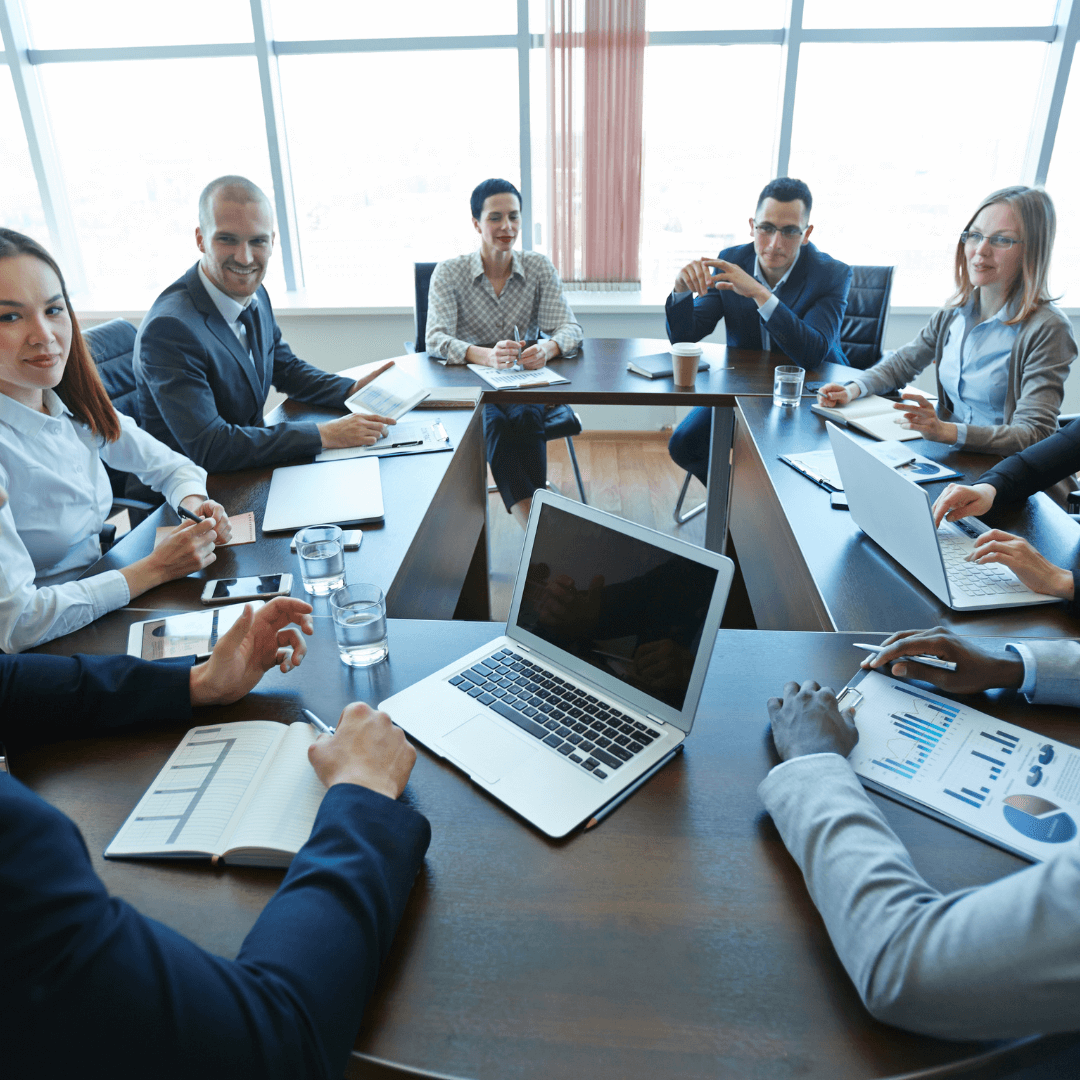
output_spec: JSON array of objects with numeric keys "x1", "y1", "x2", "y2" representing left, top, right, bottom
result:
[
  {"x1": 729, "y1": 395, "x2": 1080, "y2": 637},
  {"x1": 20, "y1": 614, "x2": 1077, "y2": 1079},
  {"x1": 83, "y1": 405, "x2": 490, "y2": 622}
]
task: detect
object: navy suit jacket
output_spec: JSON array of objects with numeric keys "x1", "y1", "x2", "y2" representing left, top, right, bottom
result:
[
  {"x1": 0, "y1": 652, "x2": 431, "y2": 1080},
  {"x1": 665, "y1": 241, "x2": 852, "y2": 368},
  {"x1": 134, "y1": 264, "x2": 355, "y2": 472}
]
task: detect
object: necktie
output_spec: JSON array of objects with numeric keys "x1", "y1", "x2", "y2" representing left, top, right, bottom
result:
[{"x1": 237, "y1": 304, "x2": 262, "y2": 362}]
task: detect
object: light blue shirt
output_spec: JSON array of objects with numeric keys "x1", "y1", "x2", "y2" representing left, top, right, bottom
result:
[{"x1": 935, "y1": 294, "x2": 1019, "y2": 448}]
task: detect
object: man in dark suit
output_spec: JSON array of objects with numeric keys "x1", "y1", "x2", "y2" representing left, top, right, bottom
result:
[
  {"x1": 134, "y1": 176, "x2": 394, "y2": 472},
  {"x1": 0, "y1": 586, "x2": 430, "y2": 1079},
  {"x1": 665, "y1": 177, "x2": 852, "y2": 484}
]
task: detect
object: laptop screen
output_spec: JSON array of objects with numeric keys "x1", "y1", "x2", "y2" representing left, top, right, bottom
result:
[{"x1": 514, "y1": 503, "x2": 719, "y2": 711}]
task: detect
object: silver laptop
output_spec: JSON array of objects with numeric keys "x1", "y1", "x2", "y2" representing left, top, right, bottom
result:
[
  {"x1": 262, "y1": 458, "x2": 384, "y2": 532},
  {"x1": 826, "y1": 422, "x2": 1057, "y2": 611},
  {"x1": 380, "y1": 491, "x2": 733, "y2": 837}
]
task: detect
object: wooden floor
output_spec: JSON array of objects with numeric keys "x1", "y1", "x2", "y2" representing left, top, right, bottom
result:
[{"x1": 486, "y1": 431, "x2": 710, "y2": 621}]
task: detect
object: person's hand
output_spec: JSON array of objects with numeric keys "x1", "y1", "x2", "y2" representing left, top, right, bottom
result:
[
  {"x1": 966, "y1": 530, "x2": 1074, "y2": 599},
  {"x1": 816, "y1": 381, "x2": 859, "y2": 408},
  {"x1": 318, "y1": 411, "x2": 396, "y2": 449},
  {"x1": 673, "y1": 258, "x2": 717, "y2": 297},
  {"x1": 487, "y1": 339, "x2": 526, "y2": 369},
  {"x1": 349, "y1": 359, "x2": 395, "y2": 398},
  {"x1": 121, "y1": 515, "x2": 218, "y2": 597},
  {"x1": 932, "y1": 483, "x2": 997, "y2": 527},
  {"x1": 189, "y1": 597, "x2": 315, "y2": 706},
  {"x1": 179, "y1": 495, "x2": 231, "y2": 544},
  {"x1": 893, "y1": 392, "x2": 956, "y2": 443},
  {"x1": 706, "y1": 259, "x2": 772, "y2": 305},
  {"x1": 859, "y1": 627, "x2": 1025, "y2": 693},
  {"x1": 518, "y1": 340, "x2": 557, "y2": 369},
  {"x1": 308, "y1": 702, "x2": 416, "y2": 800},
  {"x1": 766, "y1": 679, "x2": 858, "y2": 761}
]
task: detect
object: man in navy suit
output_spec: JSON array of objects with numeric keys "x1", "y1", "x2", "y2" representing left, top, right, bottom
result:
[
  {"x1": 0, "y1": 572, "x2": 430, "y2": 1079},
  {"x1": 666, "y1": 177, "x2": 852, "y2": 484},
  {"x1": 134, "y1": 176, "x2": 395, "y2": 472}
]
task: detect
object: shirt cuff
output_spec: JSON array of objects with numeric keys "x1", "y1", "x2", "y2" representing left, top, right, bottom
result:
[
  {"x1": 850, "y1": 376, "x2": 870, "y2": 399},
  {"x1": 671, "y1": 290, "x2": 692, "y2": 304},
  {"x1": 1006, "y1": 642, "x2": 1039, "y2": 699},
  {"x1": 91, "y1": 568, "x2": 132, "y2": 618},
  {"x1": 764, "y1": 751, "x2": 847, "y2": 782},
  {"x1": 758, "y1": 293, "x2": 780, "y2": 321},
  {"x1": 952, "y1": 422, "x2": 969, "y2": 448}
]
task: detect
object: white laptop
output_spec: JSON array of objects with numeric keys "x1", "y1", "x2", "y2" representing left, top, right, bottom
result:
[
  {"x1": 262, "y1": 458, "x2": 384, "y2": 532},
  {"x1": 380, "y1": 491, "x2": 734, "y2": 837},
  {"x1": 826, "y1": 422, "x2": 1058, "y2": 611}
]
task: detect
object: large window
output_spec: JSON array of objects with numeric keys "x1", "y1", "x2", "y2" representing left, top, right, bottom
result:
[{"x1": 2, "y1": 0, "x2": 1076, "y2": 309}]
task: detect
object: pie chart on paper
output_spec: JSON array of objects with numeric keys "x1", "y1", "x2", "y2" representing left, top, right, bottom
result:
[{"x1": 1002, "y1": 794, "x2": 1078, "y2": 844}]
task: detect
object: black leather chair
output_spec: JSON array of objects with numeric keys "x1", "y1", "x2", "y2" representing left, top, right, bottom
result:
[
  {"x1": 673, "y1": 264, "x2": 897, "y2": 524},
  {"x1": 840, "y1": 265, "x2": 895, "y2": 371},
  {"x1": 84, "y1": 318, "x2": 158, "y2": 547},
  {"x1": 408, "y1": 261, "x2": 587, "y2": 503}
]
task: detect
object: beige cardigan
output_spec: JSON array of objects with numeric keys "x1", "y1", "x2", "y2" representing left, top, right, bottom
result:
[{"x1": 853, "y1": 301, "x2": 1077, "y2": 454}]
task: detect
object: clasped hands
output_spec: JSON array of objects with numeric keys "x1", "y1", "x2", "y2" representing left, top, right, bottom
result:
[
  {"x1": 487, "y1": 338, "x2": 551, "y2": 370},
  {"x1": 767, "y1": 629, "x2": 1025, "y2": 763},
  {"x1": 673, "y1": 258, "x2": 769, "y2": 305}
]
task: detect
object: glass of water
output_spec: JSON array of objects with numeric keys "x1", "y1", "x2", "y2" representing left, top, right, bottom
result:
[
  {"x1": 772, "y1": 364, "x2": 806, "y2": 408},
  {"x1": 295, "y1": 524, "x2": 345, "y2": 595},
  {"x1": 330, "y1": 584, "x2": 389, "y2": 667}
]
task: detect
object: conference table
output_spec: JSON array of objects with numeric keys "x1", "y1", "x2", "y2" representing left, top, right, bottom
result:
[{"x1": 21, "y1": 611, "x2": 1079, "y2": 1080}]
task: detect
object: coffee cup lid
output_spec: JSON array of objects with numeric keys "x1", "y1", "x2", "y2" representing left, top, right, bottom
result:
[{"x1": 671, "y1": 342, "x2": 703, "y2": 356}]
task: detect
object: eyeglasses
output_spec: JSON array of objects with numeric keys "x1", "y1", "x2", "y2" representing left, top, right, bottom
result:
[
  {"x1": 754, "y1": 223, "x2": 805, "y2": 239},
  {"x1": 960, "y1": 230, "x2": 1023, "y2": 249}
]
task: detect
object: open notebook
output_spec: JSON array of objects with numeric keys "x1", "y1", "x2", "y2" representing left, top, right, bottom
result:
[{"x1": 105, "y1": 721, "x2": 325, "y2": 868}]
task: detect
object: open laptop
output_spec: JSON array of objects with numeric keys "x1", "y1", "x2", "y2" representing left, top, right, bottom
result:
[
  {"x1": 826, "y1": 422, "x2": 1058, "y2": 611},
  {"x1": 380, "y1": 491, "x2": 733, "y2": 837}
]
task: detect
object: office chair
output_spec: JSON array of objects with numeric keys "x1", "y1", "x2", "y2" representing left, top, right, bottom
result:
[
  {"x1": 673, "y1": 264, "x2": 897, "y2": 525},
  {"x1": 84, "y1": 318, "x2": 159, "y2": 548},
  {"x1": 408, "y1": 262, "x2": 588, "y2": 503}
]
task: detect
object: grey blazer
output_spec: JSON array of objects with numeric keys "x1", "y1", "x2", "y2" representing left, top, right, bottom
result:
[
  {"x1": 758, "y1": 639, "x2": 1080, "y2": 1040},
  {"x1": 853, "y1": 302, "x2": 1077, "y2": 454},
  {"x1": 133, "y1": 264, "x2": 353, "y2": 472}
]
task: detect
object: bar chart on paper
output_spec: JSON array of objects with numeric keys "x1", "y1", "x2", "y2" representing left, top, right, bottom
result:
[{"x1": 844, "y1": 671, "x2": 1080, "y2": 861}]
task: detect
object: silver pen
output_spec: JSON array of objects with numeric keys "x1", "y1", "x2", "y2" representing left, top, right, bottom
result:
[
  {"x1": 851, "y1": 643, "x2": 957, "y2": 671},
  {"x1": 513, "y1": 324, "x2": 522, "y2": 371},
  {"x1": 302, "y1": 708, "x2": 337, "y2": 736}
]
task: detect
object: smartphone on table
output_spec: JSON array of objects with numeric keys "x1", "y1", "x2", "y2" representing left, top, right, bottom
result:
[{"x1": 201, "y1": 574, "x2": 293, "y2": 604}]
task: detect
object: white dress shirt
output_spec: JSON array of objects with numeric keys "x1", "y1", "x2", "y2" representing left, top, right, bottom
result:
[
  {"x1": 0, "y1": 389, "x2": 207, "y2": 653},
  {"x1": 197, "y1": 263, "x2": 256, "y2": 354}
]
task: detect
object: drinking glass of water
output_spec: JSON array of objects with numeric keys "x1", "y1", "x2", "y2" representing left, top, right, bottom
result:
[
  {"x1": 772, "y1": 365, "x2": 805, "y2": 408},
  {"x1": 330, "y1": 584, "x2": 389, "y2": 667},
  {"x1": 295, "y1": 524, "x2": 345, "y2": 595}
]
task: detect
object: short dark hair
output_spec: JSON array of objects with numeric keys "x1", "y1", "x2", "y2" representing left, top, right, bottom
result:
[
  {"x1": 756, "y1": 177, "x2": 813, "y2": 221},
  {"x1": 198, "y1": 175, "x2": 272, "y2": 232},
  {"x1": 470, "y1": 178, "x2": 522, "y2": 221}
]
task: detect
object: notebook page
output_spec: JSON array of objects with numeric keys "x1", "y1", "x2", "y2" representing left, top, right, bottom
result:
[
  {"x1": 226, "y1": 722, "x2": 327, "y2": 858},
  {"x1": 106, "y1": 721, "x2": 287, "y2": 857}
]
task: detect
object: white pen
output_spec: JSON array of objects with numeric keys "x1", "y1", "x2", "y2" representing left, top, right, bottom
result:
[
  {"x1": 892, "y1": 457, "x2": 917, "y2": 470},
  {"x1": 513, "y1": 323, "x2": 522, "y2": 371},
  {"x1": 851, "y1": 643, "x2": 957, "y2": 671},
  {"x1": 302, "y1": 708, "x2": 336, "y2": 736}
]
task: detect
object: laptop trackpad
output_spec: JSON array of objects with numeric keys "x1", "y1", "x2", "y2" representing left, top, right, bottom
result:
[{"x1": 440, "y1": 714, "x2": 536, "y2": 785}]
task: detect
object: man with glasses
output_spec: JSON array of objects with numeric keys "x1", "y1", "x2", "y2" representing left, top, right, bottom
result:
[{"x1": 665, "y1": 177, "x2": 852, "y2": 485}]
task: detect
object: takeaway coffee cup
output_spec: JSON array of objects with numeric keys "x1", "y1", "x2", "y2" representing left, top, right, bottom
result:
[{"x1": 671, "y1": 342, "x2": 703, "y2": 388}]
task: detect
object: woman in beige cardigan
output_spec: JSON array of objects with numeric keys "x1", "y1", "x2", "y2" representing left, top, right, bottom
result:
[{"x1": 818, "y1": 186, "x2": 1076, "y2": 455}]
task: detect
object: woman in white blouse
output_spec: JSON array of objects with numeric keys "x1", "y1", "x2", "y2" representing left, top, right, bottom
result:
[{"x1": 0, "y1": 229, "x2": 230, "y2": 653}]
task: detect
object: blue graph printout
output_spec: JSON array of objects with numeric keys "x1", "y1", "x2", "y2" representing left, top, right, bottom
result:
[{"x1": 841, "y1": 670, "x2": 1080, "y2": 862}]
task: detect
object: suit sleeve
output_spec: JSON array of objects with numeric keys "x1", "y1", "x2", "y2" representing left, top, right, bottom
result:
[
  {"x1": 762, "y1": 262, "x2": 852, "y2": 369},
  {"x1": 265, "y1": 312, "x2": 355, "y2": 408},
  {"x1": 976, "y1": 418, "x2": 1080, "y2": 502},
  {"x1": 665, "y1": 289, "x2": 727, "y2": 345},
  {"x1": 0, "y1": 778, "x2": 430, "y2": 1080},
  {"x1": 759, "y1": 753, "x2": 1080, "y2": 1039},
  {"x1": 137, "y1": 315, "x2": 325, "y2": 472},
  {"x1": 0, "y1": 652, "x2": 193, "y2": 745}
]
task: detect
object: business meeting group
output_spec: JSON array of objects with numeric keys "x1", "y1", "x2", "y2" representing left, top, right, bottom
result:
[{"x1": 6, "y1": 164, "x2": 1080, "y2": 1080}]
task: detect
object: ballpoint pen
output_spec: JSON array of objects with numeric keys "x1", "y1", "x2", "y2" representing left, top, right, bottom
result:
[
  {"x1": 513, "y1": 323, "x2": 522, "y2": 371},
  {"x1": 851, "y1": 643, "x2": 957, "y2": 671},
  {"x1": 302, "y1": 708, "x2": 337, "y2": 736},
  {"x1": 176, "y1": 503, "x2": 202, "y2": 524}
]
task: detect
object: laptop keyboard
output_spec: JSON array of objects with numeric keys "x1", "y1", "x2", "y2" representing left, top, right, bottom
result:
[
  {"x1": 448, "y1": 648, "x2": 661, "y2": 780},
  {"x1": 939, "y1": 535, "x2": 1031, "y2": 596}
]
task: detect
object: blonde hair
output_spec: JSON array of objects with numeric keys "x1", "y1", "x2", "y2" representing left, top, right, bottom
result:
[{"x1": 950, "y1": 185, "x2": 1057, "y2": 324}]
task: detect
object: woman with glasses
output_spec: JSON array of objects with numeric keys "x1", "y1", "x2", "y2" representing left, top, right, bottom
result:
[{"x1": 818, "y1": 185, "x2": 1076, "y2": 454}]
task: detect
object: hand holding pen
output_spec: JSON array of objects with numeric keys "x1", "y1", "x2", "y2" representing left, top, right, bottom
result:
[
  {"x1": 854, "y1": 629, "x2": 1025, "y2": 694},
  {"x1": 176, "y1": 498, "x2": 232, "y2": 545}
]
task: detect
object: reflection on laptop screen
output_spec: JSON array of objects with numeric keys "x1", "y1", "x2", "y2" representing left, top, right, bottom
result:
[{"x1": 515, "y1": 504, "x2": 719, "y2": 710}]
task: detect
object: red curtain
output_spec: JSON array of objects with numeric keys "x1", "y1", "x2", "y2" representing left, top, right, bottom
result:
[{"x1": 547, "y1": 0, "x2": 646, "y2": 285}]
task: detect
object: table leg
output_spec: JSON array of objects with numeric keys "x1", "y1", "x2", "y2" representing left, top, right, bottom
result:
[{"x1": 704, "y1": 407, "x2": 735, "y2": 553}]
